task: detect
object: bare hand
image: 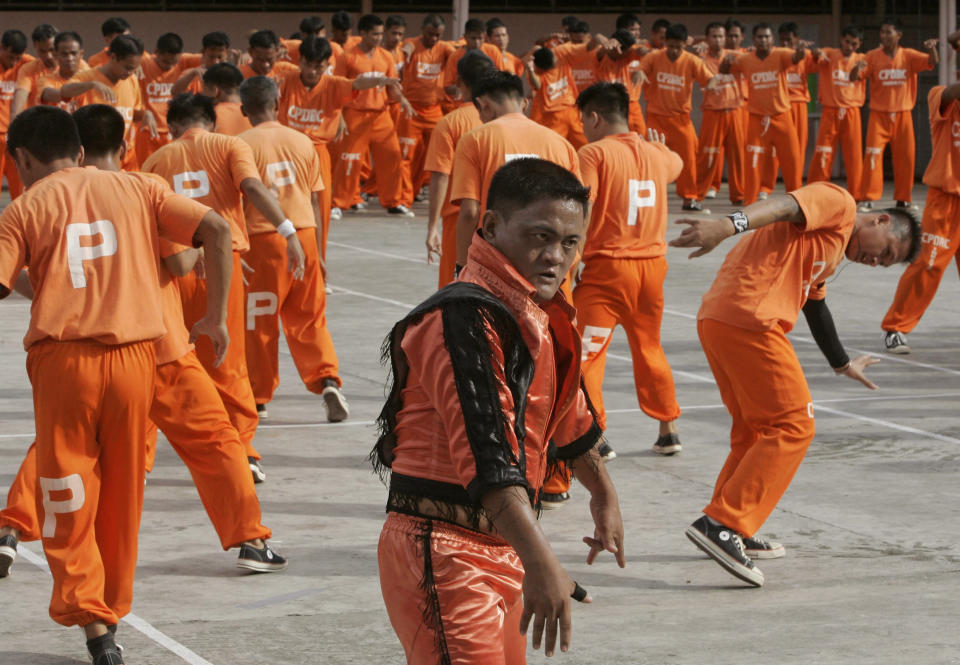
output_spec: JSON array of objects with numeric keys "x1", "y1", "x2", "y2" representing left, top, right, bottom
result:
[
  {"x1": 240, "y1": 257, "x2": 254, "y2": 286},
  {"x1": 144, "y1": 110, "x2": 159, "y2": 140},
  {"x1": 669, "y1": 217, "x2": 734, "y2": 258},
  {"x1": 798, "y1": 40, "x2": 815, "y2": 49},
  {"x1": 721, "y1": 53, "x2": 738, "y2": 66},
  {"x1": 519, "y1": 560, "x2": 589, "y2": 657},
  {"x1": 839, "y1": 354, "x2": 881, "y2": 390},
  {"x1": 646, "y1": 128, "x2": 666, "y2": 144},
  {"x1": 583, "y1": 493, "x2": 625, "y2": 568},
  {"x1": 285, "y1": 234, "x2": 306, "y2": 280},
  {"x1": 400, "y1": 97, "x2": 417, "y2": 119},
  {"x1": 334, "y1": 115, "x2": 348, "y2": 143},
  {"x1": 924, "y1": 38, "x2": 940, "y2": 51},
  {"x1": 94, "y1": 82, "x2": 117, "y2": 103},
  {"x1": 426, "y1": 227, "x2": 441, "y2": 264},
  {"x1": 189, "y1": 316, "x2": 229, "y2": 367}
]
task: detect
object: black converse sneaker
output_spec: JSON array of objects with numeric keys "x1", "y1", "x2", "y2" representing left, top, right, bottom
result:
[
  {"x1": 883, "y1": 330, "x2": 911, "y2": 354},
  {"x1": 540, "y1": 492, "x2": 570, "y2": 510},
  {"x1": 256, "y1": 403, "x2": 268, "y2": 419},
  {"x1": 237, "y1": 541, "x2": 288, "y2": 573},
  {"x1": 86, "y1": 632, "x2": 124, "y2": 665},
  {"x1": 597, "y1": 441, "x2": 617, "y2": 462},
  {"x1": 0, "y1": 532, "x2": 18, "y2": 577},
  {"x1": 742, "y1": 534, "x2": 785, "y2": 559},
  {"x1": 652, "y1": 433, "x2": 682, "y2": 456},
  {"x1": 685, "y1": 515, "x2": 764, "y2": 587},
  {"x1": 248, "y1": 457, "x2": 266, "y2": 484}
]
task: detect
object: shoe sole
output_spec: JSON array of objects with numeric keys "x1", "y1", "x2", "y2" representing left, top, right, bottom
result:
[
  {"x1": 323, "y1": 387, "x2": 350, "y2": 423},
  {"x1": 0, "y1": 546, "x2": 15, "y2": 578},
  {"x1": 256, "y1": 409, "x2": 268, "y2": 420},
  {"x1": 653, "y1": 443, "x2": 681, "y2": 456},
  {"x1": 601, "y1": 450, "x2": 617, "y2": 462},
  {"x1": 685, "y1": 526, "x2": 764, "y2": 587},
  {"x1": 745, "y1": 545, "x2": 786, "y2": 560},
  {"x1": 249, "y1": 464, "x2": 265, "y2": 484},
  {"x1": 237, "y1": 559, "x2": 288, "y2": 573},
  {"x1": 539, "y1": 501, "x2": 568, "y2": 511},
  {"x1": 885, "y1": 345, "x2": 911, "y2": 355}
]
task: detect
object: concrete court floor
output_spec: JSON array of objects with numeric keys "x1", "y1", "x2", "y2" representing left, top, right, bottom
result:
[{"x1": 0, "y1": 183, "x2": 958, "y2": 665}]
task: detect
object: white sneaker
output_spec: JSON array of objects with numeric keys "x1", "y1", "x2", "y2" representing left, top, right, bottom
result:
[
  {"x1": 705, "y1": 187, "x2": 718, "y2": 199},
  {"x1": 325, "y1": 284, "x2": 333, "y2": 295},
  {"x1": 883, "y1": 331, "x2": 911, "y2": 354},
  {"x1": 387, "y1": 205, "x2": 415, "y2": 217},
  {"x1": 322, "y1": 384, "x2": 350, "y2": 422},
  {"x1": 857, "y1": 201, "x2": 873, "y2": 212},
  {"x1": 330, "y1": 207, "x2": 342, "y2": 220},
  {"x1": 757, "y1": 191, "x2": 769, "y2": 200}
]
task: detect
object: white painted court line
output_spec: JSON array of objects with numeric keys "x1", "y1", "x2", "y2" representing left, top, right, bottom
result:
[
  {"x1": 327, "y1": 284, "x2": 414, "y2": 310},
  {"x1": 15, "y1": 545, "x2": 217, "y2": 665},
  {"x1": 814, "y1": 405, "x2": 960, "y2": 445},
  {"x1": 327, "y1": 241, "x2": 426, "y2": 265},
  {"x1": 259, "y1": 420, "x2": 375, "y2": 430}
]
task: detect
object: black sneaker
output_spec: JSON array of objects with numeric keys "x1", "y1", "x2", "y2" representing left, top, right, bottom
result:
[
  {"x1": 256, "y1": 403, "x2": 268, "y2": 419},
  {"x1": 349, "y1": 202, "x2": 366, "y2": 212},
  {"x1": 685, "y1": 515, "x2": 764, "y2": 587},
  {"x1": 387, "y1": 205, "x2": 415, "y2": 217},
  {"x1": 652, "y1": 433, "x2": 681, "y2": 456},
  {"x1": 237, "y1": 541, "x2": 288, "y2": 573},
  {"x1": 884, "y1": 330, "x2": 911, "y2": 355},
  {"x1": 895, "y1": 200, "x2": 918, "y2": 211},
  {"x1": 0, "y1": 532, "x2": 18, "y2": 578},
  {"x1": 249, "y1": 457, "x2": 266, "y2": 484},
  {"x1": 742, "y1": 534, "x2": 785, "y2": 559},
  {"x1": 540, "y1": 492, "x2": 570, "y2": 510},
  {"x1": 322, "y1": 381, "x2": 350, "y2": 423},
  {"x1": 86, "y1": 632, "x2": 124, "y2": 665},
  {"x1": 598, "y1": 441, "x2": 617, "y2": 462},
  {"x1": 681, "y1": 199, "x2": 703, "y2": 212},
  {"x1": 106, "y1": 624, "x2": 124, "y2": 653}
]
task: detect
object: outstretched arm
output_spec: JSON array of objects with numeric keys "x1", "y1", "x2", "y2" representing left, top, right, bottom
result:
[
  {"x1": 925, "y1": 37, "x2": 940, "y2": 67},
  {"x1": 567, "y1": 446, "x2": 625, "y2": 567}
]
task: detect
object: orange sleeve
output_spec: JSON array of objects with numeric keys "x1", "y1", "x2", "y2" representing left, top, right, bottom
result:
[
  {"x1": 806, "y1": 281, "x2": 827, "y2": 301},
  {"x1": 179, "y1": 53, "x2": 203, "y2": 69},
  {"x1": 151, "y1": 181, "x2": 211, "y2": 246},
  {"x1": 228, "y1": 139, "x2": 261, "y2": 187},
  {"x1": 448, "y1": 133, "x2": 482, "y2": 204},
  {"x1": 0, "y1": 208, "x2": 27, "y2": 291},
  {"x1": 333, "y1": 52, "x2": 349, "y2": 77},
  {"x1": 159, "y1": 238, "x2": 191, "y2": 259},
  {"x1": 779, "y1": 48, "x2": 795, "y2": 70},
  {"x1": 423, "y1": 117, "x2": 456, "y2": 175},
  {"x1": 577, "y1": 145, "x2": 600, "y2": 202},
  {"x1": 442, "y1": 51, "x2": 459, "y2": 87},
  {"x1": 638, "y1": 51, "x2": 656, "y2": 80},
  {"x1": 306, "y1": 147, "x2": 325, "y2": 192},
  {"x1": 326, "y1": 75, "x2": 357, "y2": 106},
  {"x1": 788, "y1": 182, "x2": 856, "y2": 233},
  {"x1": 929, "y1": 85, "x2": 948, "y2": 124},
  {"x1": 652, "y1": 141, "x2": 683, "y2": 184},
  {"x1": 15, "y1": 64, "x2": 34, "y2": 91},
  {"x1": 693, "y1": 57, "x2": 713, "y2": 87},
  {"x1": 907, "y1": 48, "x2": 934, "y2": 74}
]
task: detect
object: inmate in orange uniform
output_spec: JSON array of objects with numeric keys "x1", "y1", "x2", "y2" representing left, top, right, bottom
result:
[
  {"x1": 807, "y1": 47, "x2": 866, "y2": 192},
  {"x1": 858, "y1": 46, "x2": 934, "y2": 203},
  {"x1": 760, "y1": 50, "x2": 815, "y2": 191},
  {"x1": 0, "y1": 166, "x2": 208, "y2": 628},
  {"x1": 87, "y1": 47, "x2": 110, "y2": 68},
  {"x1": 596, "y1": 53, "x2": 646, "y2": 134},
  {"x1": 729, "y1": 48, "x2": 803, "y2": 204},
  {"x1": 240, "y1": 120, "x2": 341, "y2": 405},
  {"x1": 14, "y1": 58, "x2": 56, "y2": 110},
  {"x1": 574, "y1": 133, "x2": 683, "y2": 433},
  {"x1": 0, "y1": 56, "x2": 32, "y2": 197},
  {"x1": 70, "y1": 67, "x2": 144, "y2": 170},
  {"x1": 136, "y1": 52, "x2": 202, "y2": 163},
  {"x1": 553, "y1": 42, "x2": 599, "y2": 93},
  {"x1": 697, "y1": 50, "x2": 745, "y2": 202},
  {"x1": 442, "y1": 44, "x2": 505, "y2": 104},
  {"x1": 142, "y1": 128, "x2": 263, "y2": 460},
  {"x1": 332, "y1": 43, "x2": 404, "y2": 210},
  {"x1": 279, "y1": 69, "x2": 356, "y2": 259},
  {"x1": 424, "y1": 103, "x2": 482, "y2": 287},
  {"x1": 882, "y1": 86, "x2": 960, "y2": 336},
  {"x1": 529, "y1": 59, "x2": 586, "y2": 148},
  {"x1": 697, "y1": 183, "x2": 855, "y2": 538},
  {"x1": 397, "y1": 37, "x2": 455, "y2": 207},
  {"x1": 640, "y1": 49, "x2": 712, "y2": 201}
]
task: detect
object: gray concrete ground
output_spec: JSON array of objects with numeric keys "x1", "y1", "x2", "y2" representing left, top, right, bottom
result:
[{"x1": 1, "y1": 184, "x2": 958, "y2": 665}]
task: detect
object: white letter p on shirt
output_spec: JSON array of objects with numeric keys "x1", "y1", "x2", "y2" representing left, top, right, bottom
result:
[{"x1": 66, "y1": 220, "x2": 118, "y2": 289}]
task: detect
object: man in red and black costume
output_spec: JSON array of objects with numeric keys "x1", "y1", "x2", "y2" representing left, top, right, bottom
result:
[{"x1": 372, "y1": 158, "x2": 625, "y2": 664}]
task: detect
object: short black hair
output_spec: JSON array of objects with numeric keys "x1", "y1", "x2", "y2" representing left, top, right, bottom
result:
[
  {"x1": 7, "y1": 106, "x2": 81, "y2": 163},
  {"x1": 532, "y1": 47, "x2": 555, "y2": 71},
  {"x1": 576, "y1": 81, "x2": 628, "y2": 123},
  {"x1": 883, "y1": 207, "x2": 923, "y2": 263},
  {"x1": 486, "y1": 18, "x2": 506, "y2": 36},
  {"x1": 156, "y1": 32, "x2": 183, "y2": 55},
  {"x1": 472, "y1": 71, "x2": 524, "y2": 103},
  {"x1": 561, "y1": 15, "x2": 579, "y2": 30},
  {"x1": 299, "y1": 35, "x2": 332, "y2": 64},
  {"x1": 666, "y1": 23, "x2": 687, "y2": 42},
  {"x1": 1, "y1": 30, "x2": 27, "y2": 54},
  {"x1": 652, "y1": 18, "x2": 671, "y2": 32},
  {"x1": 239, "y1": 76, "x2": 278, "y2": 115},
  {"x1": 615, "y1": 13, "x2": 640, "y2": 30},
  {"x1": 385, "y1": 15, "x2": 406, "y2": 29},
  {"x1": 841, "y1": 24, "x2": 864, "y2": 40},
  {"x1": 101, "y1": 17, "x2": 130, "y2": 38},
  {"x1": 203, "y1": 62, "x2": 244, "y2": 92},
  {"x1": 487, "y1": 158, "x2": 589, "y2": 221},
  {"x1": 753, "y1": 23, "x2": 774, "y2": 37},
  {"x1": 300, "y1": 16, "x2": 325, "y2": 34},
  {"x1": 572, "y1": 21, "x2": 590, "y2": 35},
  {"x1": 457, "y1": 50, "x2": 496, "y2": 93},
  {"x1": 706, "y1": 21, "x2": 725, "y2": 35},
  {"x1": 202, "y1": 31, "x2": 230, "y2": 50},
  {"x1": 73, "y1": 104, "x2": 125, "y2": 157},
  {"x1": 725, "y1": 18, "x2": 744, "y2": 32},
  {"x1": 881, "y1": 17, "x2": 904, "y2": 33},
  {"x1": 331, "y1": 11, "x2": 352, "y2": 31},
  {"x1": 31, "y1": 24, "x2": 57, "y2": 43},
  {"x1": 109, "y1": 34, "x2": 143, "y2": 59},
  {"x1": 611, "y1": 30, "x2": 636, "y2": 50},
  {"x1": 249, "y1": 30, "x2": 279, "y2": 50},
  {"x1": 422, "y1": 14, "x2": 444, "y2": 29},
  {"x1": 464, "y1": 19, "x2": 485, "y2": 35},
  {"x1": 166, "y1": 92, "x2": 216, "y2": 127},
  {"x1": 55, "y1": 31, "x2": 82, "y2": 49},
  {"x1": 358, "y1": 14, "x2": 383, "y2": 33},
  {"x1": 778, "y1": 21, "x2": 800, "y2": 37}
]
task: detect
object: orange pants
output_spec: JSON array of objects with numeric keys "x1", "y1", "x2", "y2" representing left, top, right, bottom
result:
[
  {"x1": 573, "y1": 256, "x2": 681, "y2": 430},
  {"x1": 807, "y1": 106, "x2": 862, "y2": 194},
  {"x1": 332, "y1": 107, "x2": 403, "y2": 209},
  {"x1": 379, "y1": 513, "x2": 526, "y2": 665},
  {"x1": 28, "y1": 340, "x2": 155, "y2": 627},
  {"x1": 134, "y1": 129, "x2": 171, "y2": 166},
  {"x1": 0, "y1": 134, "x2": 24, "y2": 199},
  {"x1": 398, "y1": 104, "x2": 443, "y2": 207},
  {"x1": 628, "y1": 100, "x2": 646, "y2": 135},
  {"x1": 177, "y1": 251, "x2": 260, "y2": 459},
  {"x1": 438, "y1": 210, "x2": 459, "y2": 289},
  {"x1": 759, "y1": 102, "x2": 807, "y2": 194},
  {"x1": 1, "y1": 442, "x2": 42, "y2": 541},
  {"x1": 698, "y1": 318, "x2": 815, "y2": 537},
  {"x1": 882, "y1": 187, "x2": 960, "y2": 333},
  {"x1": 860, "y1": 109, "x2": 916, "y2": 203},
  {"x1": 647, "y1": 112, "x2": 699, "y2": 200},
  {"x1": 697, "y1": 108, "x2": 745, "y2": 202},
  {"x1": 314, "y1": 142, "x2": 333, "y2": 261},
  {"x1": 744, "y1": 111, "x2": 802, "y2": 204},
  {"x1": 245, "y1": 229, "x2": 339, "y2": 405},
  {"x1": 533, "y1": 106, "x2": 587, "y2": 149}
]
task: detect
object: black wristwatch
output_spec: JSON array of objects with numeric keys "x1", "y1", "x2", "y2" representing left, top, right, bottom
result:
[{"x1": 727, "y1": 211, "x2": 749, "y2": 234}]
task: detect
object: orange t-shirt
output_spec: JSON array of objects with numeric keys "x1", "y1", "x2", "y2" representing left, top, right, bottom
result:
[
  {"x1": 0, "y1": 57, "x2": 34, "y2": 133},
  {"x1": 0, "y1": 166, "x2": 208, "y2": 349},
  {"x1": 239, "y1": 60, "x2": 299, "y2": 84},
  {"x1": 238, "y1": 121, "x2": 324, "y2": 235},
  {"x1": 729, "y1": 48, "x2": 795, "y2": 116},
  {"x1": 37, "y1": 72, "x2": 80, "y2": 112},
  {"x1": 449, "y1": 112, "x2": 580, "y2": 212},
  {"x1": 502, "y1": 51, "x2": 525, "y2": 77},
  {"x1": 815, "y1": 48, "x2": 867, "y2": 108},
  {"x1": 596, "y1": 55, "x2": 642, "y2": 103},
  {"x1": 329, "y1": 41, "x2": 344, "y2": 74},
  {"x1": 215, "y1": 102, "x2": 253, "y2": 136},
  {"x1": 531, "y1": 64, "x2": 577, "y2": 116},
  {"x1": 701, "y1": 51, "x2": 744, "y2": 111},
  {"x1": 424, "y1": 103, "x2": 482, "y2": 217},
  {"x1": 922, "y1": 86, "x2": 960, "y2": 196},
  {"x1": 639, "y1": 50, "x2": 712, "y2": 117},
  {"x1": 141, "y1": 127, "x2": 261, "y2": 252},
  {"x1": 402, "y1": 38, "x2": 456, "y2": 108},
  {"x1": 139, "y1": 52, "x2": 203, "y2": 134},
  {"x1": 333, "y1": 44, "x2": 394, "y2": 111},
  {"x1": 280, "y1": 38, "x2": 302, "y2": 64},
  {"x1": 862, "y1": 47, "x2": 933, "y2": 112},
  {"x1": 443, "y1": 44, "x2": 506, "y2": 88},
  {"x1": 88, "y1": 48, "x2": 110, "y2": 68},
  {"x1": 578, "y1": 133, "x2": 683, "y2": 260},
  {"x1": 554, "y1": 43, "x2": 599, "y2": 92},
  {"x1": 785, "y1": 51, "x2": 815, "y2": 103},
  {"x1": 698, "y1": 182, "x2": 856, "y2": 332},
  {"x1": 278, "y1": 70, "x2": 355, "y2": 144},
  {"x1": 71, "y1": 68, "x2": 143, "y2": 152},
  {"x1": 14, "y1": 59, "x2": 57, "y2": 109}
]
